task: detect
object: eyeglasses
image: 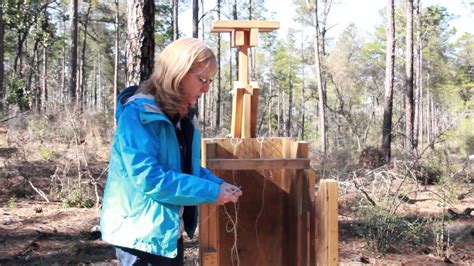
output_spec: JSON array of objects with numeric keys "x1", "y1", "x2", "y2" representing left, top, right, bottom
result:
[{"x1": 196, "y1": 74, "x2": 213, "y2": 86}]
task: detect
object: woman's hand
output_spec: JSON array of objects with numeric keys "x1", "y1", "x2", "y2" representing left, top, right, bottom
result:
[{"x1": 215, "y1": 182, "x2": 242, "y2": 205}]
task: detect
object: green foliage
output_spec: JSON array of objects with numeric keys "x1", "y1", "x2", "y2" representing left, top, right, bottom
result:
[
  {"x1": 155, "y1": 3, "x2": 173, "y2": 49},
  {"x1": 358, "y1": 207, "x2": 429, "y2": 253},
  {"x1": 6, "y1": 196, "x2": 17, "y2": 208},
  {"x1": 61, "y1": 189, "x2": 95, "y2": 208},
  {"x1": 6, "y1": 76, "x2": 30, "y2": 111}
]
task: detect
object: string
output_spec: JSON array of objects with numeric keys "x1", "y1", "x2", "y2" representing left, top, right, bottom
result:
[
  {"x1": 224, "y1": 138, "x2": 242, "y2": 266},
  {"x1": 254, "y1": 137, "x2": 268, "y2": 266}
]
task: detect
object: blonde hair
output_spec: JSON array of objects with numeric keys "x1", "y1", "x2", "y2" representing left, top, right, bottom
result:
[{"x1": 140, "y1": 38, "x2": 217, "y2": 118}]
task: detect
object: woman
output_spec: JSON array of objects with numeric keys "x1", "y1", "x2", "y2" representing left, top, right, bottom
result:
[{"x1": 100, "y1": 38, "x2": 242, "y2": 265}]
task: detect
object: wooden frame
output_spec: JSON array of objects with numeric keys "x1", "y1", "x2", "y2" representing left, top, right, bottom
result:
[
  {"x1": 199, "y1": 138, "x2": 339, "y2": 266},
  {"x1": 211, "y1": 21, "x2": 279, "y2": 139}
]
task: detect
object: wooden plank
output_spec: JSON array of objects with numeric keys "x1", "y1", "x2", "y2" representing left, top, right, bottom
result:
[
  {"x1": 202, "y1": 251, "x2": 218, "y2": 266},
  {"x1": 238, "y1": 45, "x2": 249, "y2": 84},
  {"x1": 211, "y1": 20, "x2": 280, "y2": 32},
  {"x1": 292, "y1": 142, "x2": 308, "y2": 265},
  {"x1": 250, "y1": 87, "x2": 260, "y2": 138},
  {"x1": 250, "y1": 28, "x2": 259, "y2": 46},
  {"x1": 241, "y1": 93, "x2": 252, "y2": 139},
  {"x1": 327, "y1": 180, "x2": 339, "y2": 265},
  {"x1": 207, "y1": 158, "x2": 310, "y2": 170},
  {"x1": 316, "y1": 179, "x2": 339, "y2": 266},
  {"x1": 230, "y1": 88, "x2": 244, "y2": 138},
  {"x1": 234, "y1": 30, "x2": 245, "y2": 46},
  {"x1": 200, "y1": 141, "x2": 220, "y2": 266},
  {"x1": 305, "y1": 169, "x2": 317, "y2": 266}
]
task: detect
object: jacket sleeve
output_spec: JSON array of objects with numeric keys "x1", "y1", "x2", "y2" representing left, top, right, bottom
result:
[
  {"x1": 115, "y1": 107, "x2": 221, "y2": 206},
  {"x1": 199, "y1": 167, "x2": 224, "y2": 184}
]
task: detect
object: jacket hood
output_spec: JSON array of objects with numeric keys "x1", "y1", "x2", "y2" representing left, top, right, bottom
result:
[{"x1": 115, "y1": 86, "x2": 165, "y2": 122}]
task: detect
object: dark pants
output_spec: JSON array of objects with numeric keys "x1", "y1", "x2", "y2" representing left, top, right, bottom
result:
[{"x1": 114, "y1": 238, "x2": 184, "y2": 266}]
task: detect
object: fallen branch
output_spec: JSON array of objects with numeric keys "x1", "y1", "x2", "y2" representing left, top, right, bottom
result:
[
  {"x1": 352, "y1": 177, "x2": 377, "y2": 206},
  {"x1": 28, "y1": 180, "x2": 50, "y2": 203}
]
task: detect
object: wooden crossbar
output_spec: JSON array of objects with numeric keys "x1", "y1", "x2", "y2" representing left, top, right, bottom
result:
[
  {"x1": 206, "y1": 158, "x2": 310, "y2": 170},
  {"x1": 211, "y1": 20, "x2": 280, "y2": 32}
]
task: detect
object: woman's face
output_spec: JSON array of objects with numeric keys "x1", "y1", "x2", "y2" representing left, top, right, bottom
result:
[{"x1": 180, "y1": 65, "x2": 215, "y2": 106}]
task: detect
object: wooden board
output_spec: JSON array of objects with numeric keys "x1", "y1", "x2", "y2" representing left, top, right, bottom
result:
[
  {"x1": 211, "y1": 20, "x2": 280, "y2": 33},
  {"x1": 315, "y1": 179, "x2": 339, "y2": 266},
  {"x1": 206, "y1": 158, "x2": 310, "y2": 170}
]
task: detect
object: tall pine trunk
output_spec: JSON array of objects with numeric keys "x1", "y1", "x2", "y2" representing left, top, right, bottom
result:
[
  {"x1": 126, "y1": 0, "x2": 155, "y2": 86},
  {"x1": 215, "y1": 0, "x2": 222, "y2": 130},
  {"x1": 113, "y1": 0, "x2": 120, "y2": 124},
  {"x1": 172, "y1": 0, "x2": 179, "y2": 40},
  {"x1": 69, "y1": 0, "x2": 78, "y2": 105},
  {"x1": 405, "y1": 0, "x2": 415, "y2": 154},
  {"x1": 80, "y1": 3, "x2": 91, "y2": 113},
  {"x1": 0, "y1": 3, "x2": 4, "y2": 112},
  {"x1": 312, "y1": 1, "x2": 326, "y2": 153},
  {"x1": 192, "y1": 0, "x2": 198, "y2": 38},
  {"x1": 381, "y1": 0, "x2": 396, "y2": 163},
  {"x1": 414, "y1": 0, "x2": 422, "y2": 150}
]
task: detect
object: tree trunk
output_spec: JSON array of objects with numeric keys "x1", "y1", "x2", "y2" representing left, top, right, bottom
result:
[
  {"x1": 414, "y1": 0, "x2": 422, "y2": 150},
  {"x1": 312, "y1": 1, "x2": 327, "y2": 153},
  {"x1": 80, "y1": 3, "x2": 91, "y2": 113},
  {"x1": 381, "y1": 0, "x2": 396, "y2": 163},
  {"x1": 0, "y1": 3, "x2": 4, "y2": 112},
  {"x1": 43, "y1": 47, "x2": 48, "y2": 105},
  {"x1": 200, "y1": 0, "x2": 206, "y2": 133},
  {"x1": 300, "y1": 20, "x2": 305, "y2": 140},
  {"x1": 113, "y1": 0, "x2": 119, "y2": 121},
  {"x1": 69, "y1": 0, "x2": 78, "y2": 104},
  {"x1": 286, "y1": 71, "x2": 293, "y2": 137},
  {"x1": 405, "y1": 0, "x2": 415, "y2": 154},
  {"x1": 126, "y1": 0, "x2": 155, "y2": 86},
  {"x1": 192, "y1": 0, "x2": 198, "y2": 38},
  {"x1": 172, "y1": 0, "x2": 179, "y2": 40},
  {"x1": 232, "y1": 0, "x2": 238, "y2": 80},
  {"x1": 215, "y1": 0, "x2": 222, "y2": 130}
]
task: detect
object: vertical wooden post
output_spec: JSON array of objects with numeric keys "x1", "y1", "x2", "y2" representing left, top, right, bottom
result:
[
  {"x1": 316, "y1": 179, "x2": 339, "y2": 265},
  {"x1": 200, "y1": 141, "x2": 219, "y2": 266},
  {"x1": 211, "y1": 21, "x2": 280, "y2": 138}
]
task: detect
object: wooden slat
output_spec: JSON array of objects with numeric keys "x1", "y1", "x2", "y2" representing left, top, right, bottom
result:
[
  {"x1": 234, "y1": 30, "x2": 245, "y2": 46},
  {"x1": 238, "y1": 45, "x2": 249, "y2": 84},
  {"x1": 211, "y1": 20, "x2": 280, "y2": 32},
  {"x1": 202, "y1": 251, "x2": 218, "y2": 265},
  {"x1": 241, "y1": 93, "x2": 252, "y2": 138},
  {"x1": 207, "y1": 158, "x2": 310, "y2": 170},
  {"x1": 316, "y1": 179, "x2": 339, "y2": 266},
  {"x1": 250, "y1": 28, "x2": 259, "y2": 46},
  {"x1": 250, "y1": 87, "x2": 259, "y2": 138},
  {"x1": 230, "y1": 88, "x2": 244, "y2": 138}
]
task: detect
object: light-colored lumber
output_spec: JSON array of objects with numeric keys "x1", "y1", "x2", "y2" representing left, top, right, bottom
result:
[
  {"x1": 230, "y1": 88, "x2": 244, "y2": 138},
  {"x1": 241, "y1": 93, "x2": 252, "y2": 138},
  {"x1": 316, "y1": 179, "x2": 339, "y2": 266},
  {"x1": 234, "y1": 30, "x2": 245, "y2": 46},
  {"x1": 238, "y1": 45, "x2": 249, "y2": 84},
  {"x1": 250, "y1": 28, "x2": 259, "y2": 46},
  {"x1": 250, "y1": 86, "x2": 260, "y2": 138},
  {"x1": 211, "y1": 20, "x2": 280, "y2": 33},
  {"x1": 206, "y1": 158, "x2": 310, "y2": 170}
]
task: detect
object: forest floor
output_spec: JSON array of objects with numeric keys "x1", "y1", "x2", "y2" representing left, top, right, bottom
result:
[{"x1": 0, "y1": 125, "x2": 473, "y2": 265}]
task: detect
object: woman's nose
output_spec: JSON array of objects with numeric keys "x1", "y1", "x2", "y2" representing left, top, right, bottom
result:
[{"x1": 201, "y1": 84, "x2": 210, "y2": 93}]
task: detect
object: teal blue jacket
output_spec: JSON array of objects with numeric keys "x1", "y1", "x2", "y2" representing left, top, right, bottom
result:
[{"x1": 100, "y1": 86, "x2": 223, "y2": 258}]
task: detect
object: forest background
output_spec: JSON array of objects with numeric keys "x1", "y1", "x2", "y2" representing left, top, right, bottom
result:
[{"x1": 0, "y1": 0, "x2": 473, "y2": 264}]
